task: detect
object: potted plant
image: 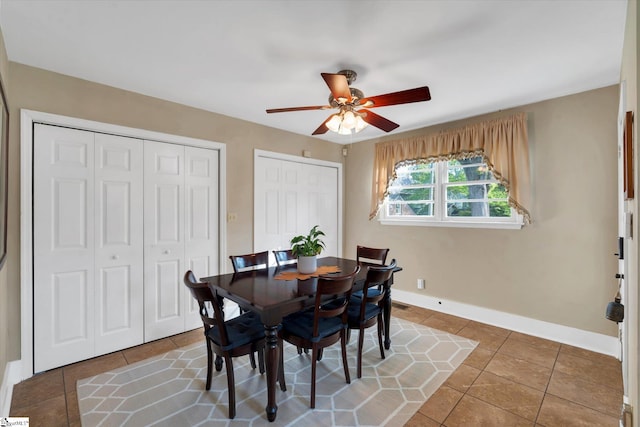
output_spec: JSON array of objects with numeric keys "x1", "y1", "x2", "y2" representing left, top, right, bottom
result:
[{"x1": 290, "y1": 225, "x2": 326, "y2": 274}]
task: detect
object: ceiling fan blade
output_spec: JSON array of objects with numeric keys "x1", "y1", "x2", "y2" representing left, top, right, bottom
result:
[
  {"x1": 321, "y1": 73, "x2": 352, "y2": 103},
  {"x1": 312, "y1": 119, "x2": 330, "y2": 135},
  {"x1": 266, "y1": 105, "x2": 331, "y2": 113},
  {"x1": 359, "y1": 86, "x2": 431, "y2": 108},
  {"x1": 360, "y1": 109, "x2": 400, "y2": 132}
]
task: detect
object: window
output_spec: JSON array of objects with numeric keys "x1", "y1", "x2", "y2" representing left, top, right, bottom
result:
[{"x1": 381, "y1": 156, "x2": 523, "y2": 229}]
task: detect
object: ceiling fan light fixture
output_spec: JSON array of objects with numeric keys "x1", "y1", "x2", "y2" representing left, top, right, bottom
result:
[
  {"x1": 326, "y1": 114, "x2": 342, "y2": 132},
  {"x1": 354, "y1": 115, "x2": 367, "y2": 132},
  {"x1": 327, "y1": 109, "x2": 368, "y2": 135}
]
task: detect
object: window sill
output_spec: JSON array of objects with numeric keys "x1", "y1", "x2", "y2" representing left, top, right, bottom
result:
[{"x1": 378, "y1": 218, "x2": 523, "y2": 230}]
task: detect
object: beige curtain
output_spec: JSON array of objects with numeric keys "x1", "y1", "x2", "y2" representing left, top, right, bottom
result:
[{"x1": 370, "y1": 112, "x2": 531, "y2": 223}]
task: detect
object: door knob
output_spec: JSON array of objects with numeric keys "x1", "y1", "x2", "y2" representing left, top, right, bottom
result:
[
  {"x1": 164, "y1": 250, "x2": 170, "y2": 255},
  {"x1": 111, "y1": 255, "x2": 119, "y2": 260}
]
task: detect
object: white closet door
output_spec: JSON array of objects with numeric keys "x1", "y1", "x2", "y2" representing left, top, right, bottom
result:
[
  {"x1": 304, "y1": 163, "x2": 338, "y2": 257},
  {"x1": 143, "y1": 141, "x2": 186, "y2": 340},
  {"x1": 255, "y1": 157, "x2": 295, "y2": 256},
  {"x1": 184, "y1": 146, "x2": 219, "y2": 328},
  {"x1": 94, "y1": 133, "x2": 144, "y2": 354},
  {"x1": 33, "y1": 124, "x2": 96, "y2": 372},
  {"x1": 254, "y1": 154, "x2": 339, "y2": 258}
]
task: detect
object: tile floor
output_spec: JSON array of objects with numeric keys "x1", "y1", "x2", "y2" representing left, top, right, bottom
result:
[{"x1": 10, "y1": 303, "x2": 623, "y2": 426}]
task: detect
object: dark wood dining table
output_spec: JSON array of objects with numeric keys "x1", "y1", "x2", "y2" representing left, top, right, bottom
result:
[{"x1": 201, "y1": 256, "x2": 401, "y2": 422}]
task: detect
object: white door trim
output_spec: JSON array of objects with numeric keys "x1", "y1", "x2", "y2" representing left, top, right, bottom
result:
[
  {"x1": 253, "y1": 149, "x2": 343, "y2": 257},
  {"x1": 20, "y1": 109, "x2": 227, "y2": 379}
]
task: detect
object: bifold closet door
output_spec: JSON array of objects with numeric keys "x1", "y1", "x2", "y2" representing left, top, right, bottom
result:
[
  {"x1": 143, "y1": 142, "x2": 218, "y2": 340},
  {"x1": 33, "y1": 124, "x2": 144, "y2": 372}
]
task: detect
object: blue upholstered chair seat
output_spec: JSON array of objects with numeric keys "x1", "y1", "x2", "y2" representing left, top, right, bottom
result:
[
  {"x1": 206, "y1": 311, "x2": 265, "y2": 351},
  {"x1": 347, "y1": 298, "x2": 382, "y2": 324},
  {"x1": 352, "y1": 288, "x2": 382, "y2": 299},
  {"x1": 282, "y1": 311, "x2": 346, "y2": 343}
]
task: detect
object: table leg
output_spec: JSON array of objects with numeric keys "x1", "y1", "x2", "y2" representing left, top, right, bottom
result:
[
  {"x1": 383, "y1": 284, "x2": 392, "y2": 350},
  {"x1": 264, "y1": 324, "x2": 280, "y2": 422}
]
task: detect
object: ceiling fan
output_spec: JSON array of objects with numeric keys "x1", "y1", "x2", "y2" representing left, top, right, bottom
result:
[{"x1": 266, "y1": 69, "x2": 431, "y2": 136}]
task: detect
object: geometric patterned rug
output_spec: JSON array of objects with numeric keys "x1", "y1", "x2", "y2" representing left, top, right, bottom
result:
[{"x1": 77, "y1": 317, "x2": 477, "y2": 426}]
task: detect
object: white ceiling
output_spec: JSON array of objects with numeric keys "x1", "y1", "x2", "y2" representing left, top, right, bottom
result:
[{"x1": 0, "y1": 0, "x2": 628, "y2": 144}]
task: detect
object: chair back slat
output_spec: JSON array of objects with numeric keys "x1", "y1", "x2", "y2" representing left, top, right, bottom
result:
[
  {"x1": 229, "y1": 251, "x2": 269, "y2": 272},
  {"x1": 356, "y1": 246, "x2": 389, "y2": 265},
  {"x1": 312, "y1": 266, "x2": 360, "y2": 336},
  {"x1": 273, "y1": 249, "x2": 296, "y2": 267},
  {"x1": 360, "y1": 259, "x2": 397, "y2": 307}
]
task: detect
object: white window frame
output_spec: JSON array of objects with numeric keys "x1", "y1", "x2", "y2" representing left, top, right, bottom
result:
[{"x1": 379, "y1": 159, "x2": 524, "y2": 229}]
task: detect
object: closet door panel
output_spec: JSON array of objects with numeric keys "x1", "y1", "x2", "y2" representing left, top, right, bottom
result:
[
  {"x1": 184, "y1": 146, "x2": 219, "y2": 327},
  {"x1": 94, "y1": 133, "x2": 144, "y2": 354},
  {"x1": 144, "y1": 141, "x2": 186, "y2": 340},
  {"x1": 33, "y1": 124, "x2": 96, "y2": 372}
]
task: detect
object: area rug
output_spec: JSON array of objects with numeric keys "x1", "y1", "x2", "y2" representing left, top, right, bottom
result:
[{"x1": 77, "y1": 317, "x2": 477, "y2": 426}]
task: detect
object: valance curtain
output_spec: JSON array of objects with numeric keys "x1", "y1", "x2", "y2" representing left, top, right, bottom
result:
[{"x1": 370, "y1": 112, "x2": 531, "y2": 223}]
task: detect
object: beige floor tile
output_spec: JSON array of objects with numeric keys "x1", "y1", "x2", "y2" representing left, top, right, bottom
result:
[
  {"x1": 467, "y1": 371, "x2": 544, "y2": 421},
  {"x1": 508, "y1": 331, "x2": 561, "y2": 351},
  {"x1": 443, "y1": 395, "x2": 533, "y2": 426},
  {"x1": 421, "y1": 312, "x2": 470, "y2": 334},
  {"x1": 497, "y1": 336, "x2": 559, "y2": 369},
  {"x1": 443, "y1": 364, "x2": 481, "y2": 393},
  {"x1": 546, "y1": 370, "x2": 623, "y2": 417},
  {"x1": 9, "y1": 394, "x2": 69, "y2": 425},
  {"x1": 466, "y1": 320, "x2": 511, "y2": 338},
  {"x1": 122, "y1": 337, "x2": 179, "y2": 364},
  {"x1": 462, "y1": 346, "x2": 494, "y2": 370},
  {"x1": 485, "y1": 353, "x2": 552, "y2": 391},
  {"x1": 404, "y1": 411, "x2": 441, "y2": 427},
  {"x1": 456, "y1": 325, "x2": 509, "y2": 352},
  {"x1": 66, "y1": 389, "x2": 81, "y2": 425},
  {"x1": 171, "y1": 327, "x2": 204, "y2": 347},
  {"x1": 554, "y1": 351, "x2": 623, "y2": 391},
  {"x1": 418, "y1": 385, "x2": 463, "y2": 423},
  {"x1": 559, "y1": 343, "x2": 621, "y2": 367},
  {"x1": 10, "y1": 368, "x2": 65, "y2": 410},
  {"x1": 536, "y1": 394, "x2": 619, "y2": 427}
]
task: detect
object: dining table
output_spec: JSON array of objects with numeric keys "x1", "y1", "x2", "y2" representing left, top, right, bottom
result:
[{"x1": 201, "y1": 256, "x2": 402, "y2": 422}]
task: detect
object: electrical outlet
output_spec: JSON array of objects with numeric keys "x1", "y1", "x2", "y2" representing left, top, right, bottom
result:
[{"x1": 417, "y1": 278, "x2": 425, "y2": 289}]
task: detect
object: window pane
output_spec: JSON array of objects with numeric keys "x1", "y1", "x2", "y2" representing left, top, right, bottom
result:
[
  {"x1": 489, "y1": 201, "x2": 512, "y2": 217},
  {"x1": 394, "y1": 163, "x2": 434, "y2": 185},
  {"x1": 388, "y1": 186, "x2": 433, "y2": 201},
  {"x1": 447, "y1": 201, "x2": 489, "y2": 217},
  {"x1": 387, "y1": 201, "x2": 433, "y2": 216},
  {"x1": 487, "y1": 183, "x2": 508, "y2": 199},
  {"x1": 446, "y1": 184, "x2": 486, "y2": 201},
  {"x1": 448, "y1": 157, "x2": 493, "y2": 182}
]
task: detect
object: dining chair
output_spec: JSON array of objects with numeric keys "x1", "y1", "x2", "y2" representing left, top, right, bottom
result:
[
  {"x1": 229, "y1": 250, "x2": 270, "y2": 272},
  {"x1": 183, "y1": 270, "x2": 267, "y2": 419},
  {"x1": 273, "y1": 249, "x2": 296, "y2": 267},
  {"x1": 278, "y1": 266, "x2": 360, "y2": 408},
  {"x1": 356, "y1": 245, "x2": 390, "y2": 265},
  {"x1": 354, "y1": 246, "x2": 390, "y2": 299},
  {"x1": 347, "y1": 259, "x2": 397, "y2": 378}
]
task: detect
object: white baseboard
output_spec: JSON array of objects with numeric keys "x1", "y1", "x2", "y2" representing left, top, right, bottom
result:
[
  {"x1": 0, "y1": 360, "x2": 22, "y2": 416},
  {"x1": 392, "y1": 290, "x2": 620, "y2": 358}
]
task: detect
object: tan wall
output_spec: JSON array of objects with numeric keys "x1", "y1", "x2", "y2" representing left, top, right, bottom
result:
[
  {"x1": 4, "y1": 62, "x2": 345, "y2": 367},
  {"x1": 344, "y1": 85, "x2": 619, "y2": 337}
]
